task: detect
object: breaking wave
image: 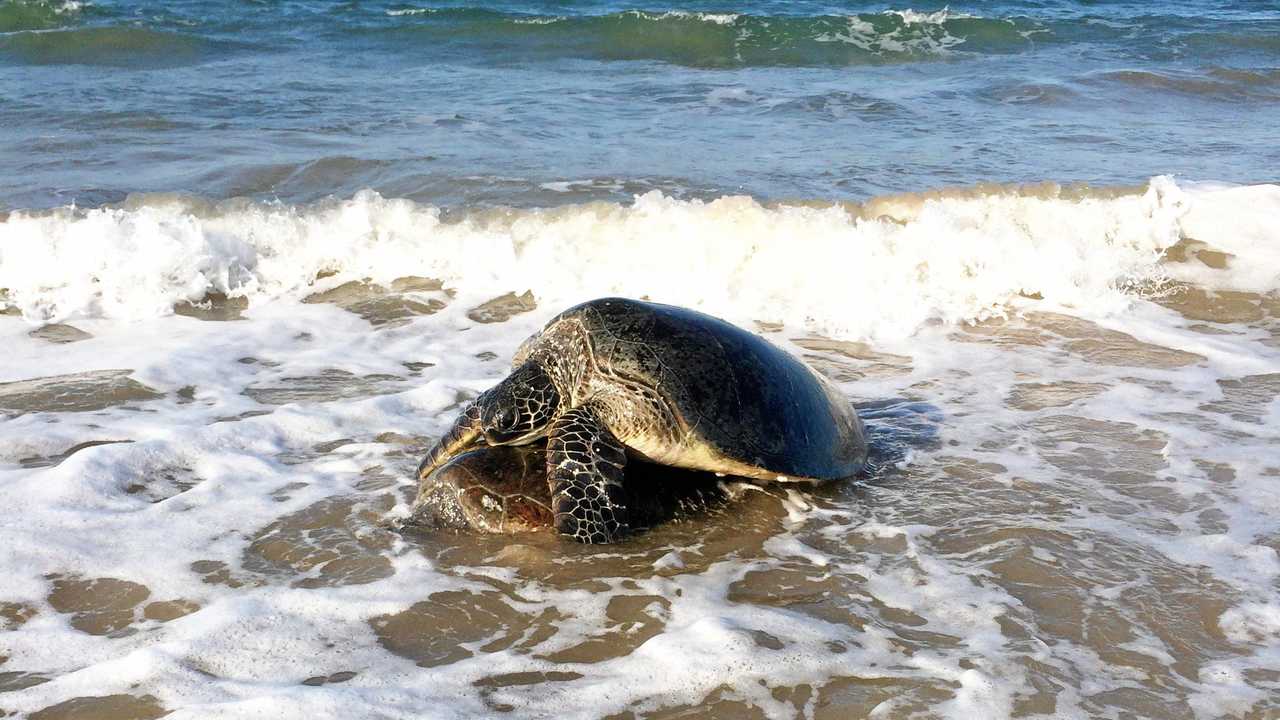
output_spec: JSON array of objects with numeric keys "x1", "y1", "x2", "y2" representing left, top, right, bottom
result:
[
  {"x1": 2, "y1": 178, "x2": 1277, "y2": 339},
  {"x1": 370, "y1": 8, "x2": 1029, "y2": 66}
]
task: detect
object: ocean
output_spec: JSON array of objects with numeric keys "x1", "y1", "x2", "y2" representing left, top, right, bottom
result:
[{"x1": 1, "y1": 0, "x2": 1278, "y2": 718}]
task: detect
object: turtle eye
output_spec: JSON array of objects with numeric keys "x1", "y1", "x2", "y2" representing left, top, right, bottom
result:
[{"x1": 496, "y1": 407, "x2": 518, "y2": 431}]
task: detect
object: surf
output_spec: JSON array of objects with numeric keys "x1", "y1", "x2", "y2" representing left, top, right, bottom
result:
[{"x1": 2, "y1": 178, "x2": 1276, "y2": 341}]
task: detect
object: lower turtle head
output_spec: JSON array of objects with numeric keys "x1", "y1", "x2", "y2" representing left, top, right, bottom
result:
[
  {"x1": 412, "y1": 446, "x2": 553, "y2": 534},
  {"x1": 411, "y1": 444, "x2": 734, "y2": 537},
  {"x1": 476, "y1": 361, "x2": 561, "y2": 446}
]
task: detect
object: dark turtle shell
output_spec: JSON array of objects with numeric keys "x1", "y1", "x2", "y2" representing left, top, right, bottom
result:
[{"x1": 548, "y1": 298, "x2": 867, "y2": 480}]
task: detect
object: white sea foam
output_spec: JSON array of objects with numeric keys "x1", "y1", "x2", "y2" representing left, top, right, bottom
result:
[
  {"x1": 3, "y1": 177, "x2": 1280, "y2": 719},
  {"x1": 626, "y1": 10, "x2": 740, "y2": 26},
  {"x1": 814, "y1": 17, "x2": 881, "y2": 49},
  {"x1": 511, "y1": 15, "x2": 564, "y2": 25},
  {"x1": 384, "y1": 7, "x2": 433, "y2": 17},
  {"x1": 884, "y1": 7, "x2": 975, "y2": 25},
  {"x1": 818, "y1": 8, "x2": 976, "y2": 52},
  {"x1": 1, "y1": 178, "x2": 1276, "y2": 339}
]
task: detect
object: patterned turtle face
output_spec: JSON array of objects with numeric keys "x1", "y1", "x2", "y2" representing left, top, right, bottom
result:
[{"x1": 477, "y1": 361, "x2": 561, "y2": 445}]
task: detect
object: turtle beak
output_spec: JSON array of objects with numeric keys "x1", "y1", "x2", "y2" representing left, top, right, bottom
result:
[{"x1": 417, "y1": 404, "x2": 484, "y2": 481}]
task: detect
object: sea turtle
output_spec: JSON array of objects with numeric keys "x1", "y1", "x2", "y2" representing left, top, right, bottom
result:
[
  {"x1": 415, "y1": 443, "x2": 729, "y2": 534},
  {"x1": 416, "y1": 297, "x2": 867, "y2": 543}
]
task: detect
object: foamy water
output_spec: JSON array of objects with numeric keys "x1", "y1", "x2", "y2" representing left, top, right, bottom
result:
[
  {"x1": 4, "y1": 179, "x2": 1277, "y2": 336},
  {"x1": 2, "y1": 179, "x2": 1278, "y2": 718}
]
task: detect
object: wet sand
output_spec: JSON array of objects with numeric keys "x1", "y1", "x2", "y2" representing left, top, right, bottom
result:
[{"x1": 2, "y1": 276, "x2": 1278, "y2": 718}]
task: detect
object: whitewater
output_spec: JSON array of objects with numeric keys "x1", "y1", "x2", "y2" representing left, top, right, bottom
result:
[
  {"x1": 3, "y1": 178, "x2": 1280, "y2": 718},
  {"x1": 4, "y1": 179, "x2": 1277, "y2": 336}
]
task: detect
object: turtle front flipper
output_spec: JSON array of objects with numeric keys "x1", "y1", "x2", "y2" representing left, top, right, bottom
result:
[{"x1": 547, "y1": 405, "x2": 628, "y2": 543}]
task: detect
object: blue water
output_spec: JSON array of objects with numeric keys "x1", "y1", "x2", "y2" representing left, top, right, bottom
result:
[{"x1": 1, "y1": 0, "x2": 1278, "y2": 210}]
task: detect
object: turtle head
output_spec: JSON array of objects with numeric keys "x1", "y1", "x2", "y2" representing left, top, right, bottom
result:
[
  {"x1": 477, "y1": 361, "x2": 561, "y2": 445},
  {"x1": 412, "y1": 446, "x2": 554, "y2": 533}
]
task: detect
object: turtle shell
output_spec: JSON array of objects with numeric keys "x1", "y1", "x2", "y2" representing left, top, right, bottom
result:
[{"x1": 546, "y1": 298, "x2": 867, "y2": 480}]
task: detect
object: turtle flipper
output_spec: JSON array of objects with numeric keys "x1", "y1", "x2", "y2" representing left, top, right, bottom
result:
[{"x1": 547, "y1": 406, "x2": 628, "y2": 543}]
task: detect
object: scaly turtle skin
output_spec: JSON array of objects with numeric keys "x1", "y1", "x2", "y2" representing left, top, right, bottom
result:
[
  {"x1": 414, "y1": 444, "x2": 728, "y2": 534},
  {"x1": 417, "y1": 297, "x2": 867, "y2": 543}
]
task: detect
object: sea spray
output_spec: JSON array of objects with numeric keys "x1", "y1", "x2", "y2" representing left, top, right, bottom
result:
[{"x1": 3, "y1": 178, "x2": 1276, "y2": 339}]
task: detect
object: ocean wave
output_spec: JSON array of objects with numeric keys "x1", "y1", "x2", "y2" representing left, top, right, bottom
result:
[
  {"x1": 884, "y1": 8, "x2": 975, "y2": 25},
  {"x1": 370, "y1": 7, "x2": 1033, "y2": 67},
  {"x1": 0, "y1": 0, "x2": 83, "y2": 33},
  {"x1": 0, "y1": 25, "x2": 213, "y2": 66},
  {"x1": 1087, "y1": 68, "x2": 1280, "y2": 101},
  {"x1": 9, "y1": 5, "x2": 1278, "y2": 69},
  {"x1": 2, "y1": 179, "x2": 1276, "y2": 338}
]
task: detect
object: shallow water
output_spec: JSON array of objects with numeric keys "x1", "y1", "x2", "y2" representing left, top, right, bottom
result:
[
  {"x1": 3, "y1": 0, "x2": 1280, "y2": 717},
  {"x1": 2, "y1": 222, "x2": 1279, "y2": 716}
]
